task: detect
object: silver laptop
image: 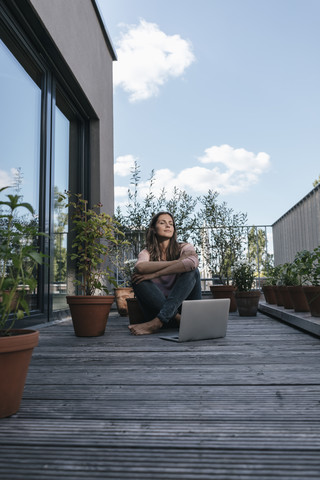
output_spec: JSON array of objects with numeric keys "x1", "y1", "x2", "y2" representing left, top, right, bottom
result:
[{"x1": 159, "y1": 298, "x2": 230, "y2": 342}]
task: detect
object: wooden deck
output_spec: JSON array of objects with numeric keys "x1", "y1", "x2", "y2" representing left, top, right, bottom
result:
[{"x1": 1, "y1": 310, "x2": 320, "y2": 479}]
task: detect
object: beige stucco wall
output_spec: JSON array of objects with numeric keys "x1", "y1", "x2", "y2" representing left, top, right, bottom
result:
[{"x1": 29, "y1": 0, "x2": 115, "y2": 212}]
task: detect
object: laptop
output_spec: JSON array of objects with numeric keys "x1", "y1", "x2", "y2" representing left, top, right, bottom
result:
[{"x1": 159, "y1": 298, "x2": 230, "y2": 342}]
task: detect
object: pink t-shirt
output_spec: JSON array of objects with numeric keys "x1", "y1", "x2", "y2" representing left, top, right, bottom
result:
[{"x1": 135, "y1": 242, "x2": 199, "y2": 297}]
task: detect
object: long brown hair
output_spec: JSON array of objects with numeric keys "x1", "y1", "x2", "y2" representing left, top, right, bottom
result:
[{"x1": 146, "y1": 212, "x2": 180, "y2": 261}]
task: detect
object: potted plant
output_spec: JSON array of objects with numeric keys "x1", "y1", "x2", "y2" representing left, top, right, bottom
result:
[
  {"x1": 59, "y1": 192, "x2": 127, "y2": 336},
  {"x1": 262, "y1": 261, "x2": 279, "y2": 305},
  {"x1": 113, "y1": 258, "x2": 136, "y2": 316},
  {"x1": 299, "y1": 246, "x2": 320, "y2": 316},
  {"x1": 197, "y1": 191, "x2": 247, "y2": 312},
  {"x1": 286, "y1": 250, "x2": 310, "y2": 313},
  {"x1": 0, "y1": 187, "x2": 45, "y2": 418},
  {"x1": 277, "y1": 262, "x2": 299, "y2": 309},
  {"x1": 232, "y1": 259, "x2": 260, "y2": 316}
]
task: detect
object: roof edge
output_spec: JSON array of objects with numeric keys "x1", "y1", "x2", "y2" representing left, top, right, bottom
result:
[
  {"x1": 272, "y1": 183, "x2": 320, "y2": 227},
  {"x1": 91, "y1": 0, "x2": 117, "y2": 61}
]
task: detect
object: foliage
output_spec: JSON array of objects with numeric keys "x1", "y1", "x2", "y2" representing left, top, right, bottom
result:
[
  {"x1": 313, "y1": 174, "x2": 320, "y2": 188},
  {"x1": 0, "y1": 187, "x2": 46, "y2": 334},
  {"x1": 278, "y1": 262, "x2": 300, "y2": 286},
  {"x1": 118, "y1": 259, "x2": 137, "y2": 287},
  {"x1": 115, "y1": 163, "x2": 252, "y2": 285},
  {"x1": 232, "y1": 260, "x2": 255, "y2": 292},
  {"x1": 58, "y1": 192, "x2": 128, "y2": 295},
  {"x1": 294, "y1": 247, "x2": 320, "y2": 286},
  {"x1": 197, "y1": 190, "x2": 247, "y2": 283},
  {"x1": 114, "y1": 161, "x2": 200, "y2": 259},
  {"x1": 115, "y1": 161, "x2": 199, "y2": 241},
  {"x1": 247, "y1": 226, "x2": 272, "y2": 274},
  {"x1": 53, "y1": 187, "x2": 68, "y2": 284}
]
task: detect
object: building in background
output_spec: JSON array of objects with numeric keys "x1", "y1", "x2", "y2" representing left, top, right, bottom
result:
[
  {"x1": 0, "y1": 0, "x2": 116, "y2": 325},
  {"x1": 272, "y1": 184, "x2": 320, "y2": 265}
]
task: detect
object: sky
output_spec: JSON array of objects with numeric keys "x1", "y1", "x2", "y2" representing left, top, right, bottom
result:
[{"x1": 96, "y1": 0, "x2": 320, "y2": 227}]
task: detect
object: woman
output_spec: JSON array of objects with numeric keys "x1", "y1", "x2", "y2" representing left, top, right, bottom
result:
[{"x1": 129, "y1": 211, "x2": 202, "y2": 335}]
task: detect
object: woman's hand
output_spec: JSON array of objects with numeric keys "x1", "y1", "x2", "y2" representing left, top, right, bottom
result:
[{"x1": 132, "y1": 272, "x2": 156, "y2": 285}]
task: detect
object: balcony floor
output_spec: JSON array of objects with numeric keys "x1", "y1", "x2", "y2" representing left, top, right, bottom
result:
[{"x1": 1, "y1": 310, "x2": 320, "y2": 479}]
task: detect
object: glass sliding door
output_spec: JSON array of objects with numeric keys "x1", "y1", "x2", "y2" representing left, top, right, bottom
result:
[{"x1": 0, "y1": 38, "x2": 41, "y2": 311}]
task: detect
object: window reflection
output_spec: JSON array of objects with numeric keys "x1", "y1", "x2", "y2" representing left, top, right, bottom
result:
[
  {"x1": 0, "y1": 39, "x2": 41, "y2": 312},
  {"x1": 52, "y1": 107, "x2": 70, "y2": 310},
  {"x1": 0, "y1": 39, "x2": 40, "y2": 210}
]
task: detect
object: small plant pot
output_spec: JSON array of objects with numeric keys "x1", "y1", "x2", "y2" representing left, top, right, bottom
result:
[
  {"x1": 274, "y1": 286, "x2": 284, "y2": 306},
  {"x1": 114, "y1": 287, "x2": 134, "y2": 316},
  {"x1": 235, "y1": 290, "x2": 261, "y2": 316},
  {"x1": 210, "y1": 285, "x2": 237, "y2": 312},
  {"x1": 302, "y1": 286, "x2": 320, "y2": 317},
  {"x1": 67, "y1": 295, "x2": 114, "y2": 336},
  {"x1": 262, "y1": 285, "x2": 277, "y2": 304},
  {"x1": 278, "y1": 286, "x2": 294, "y2": 309},
  {"x1": 0, "y1": 329, "x2": 39, "y2": 418},
  {"x1": 126, "y1": 297, "x2": 145, "y2": 324},
  {"x1": 287, "y1": 286, "x2": 310, "y2": 312}
]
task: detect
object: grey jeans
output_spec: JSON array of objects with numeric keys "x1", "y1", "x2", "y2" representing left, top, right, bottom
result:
[{"x1": 132, "y1": 268, "x2": 202, "y2": 324}]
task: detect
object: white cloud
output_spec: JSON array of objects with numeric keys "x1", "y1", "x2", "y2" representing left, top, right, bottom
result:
[
  {"x1": 114, "y1": 186, "x2": 129, "y2": 198},
  {"x1": 113, "y1": 19, "x2": 195, "y2": 102},
  {"x1": 114, "y1": 145, "x2": 271, "y2": 203},
  {"x1": 198, "y1": 144, "x2": 270, "y2": 174},
  {"x1": 114, "y1": 154, "x2": 137, "y2": 177},
  {"x1": 0, "y1": 169, "x2": 15, "y2": 189}
]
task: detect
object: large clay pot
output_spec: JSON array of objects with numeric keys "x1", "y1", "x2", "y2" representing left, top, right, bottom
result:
[
  {"x1": 66, "y1": 295, "x2": 114, "y2": 336},
  {"x1": 287, "y1": 286, "x2": 310, "y2": 312},
  {"x1": 235, "y1": 290, "x2": 261, "y2": 316},
  {"x1": 0, "y1": 329, "x2": 39, "y2": 418},
  {"x1": 126, "y1": 297, "x2": 145, "y2": 324},
  {"x1": 302, "y1": 286, "x2": 320, "y2": 317},
  {"x1": 274, "y1": 286, "x2": 284, "y2": 306},
  {"x1": 278, "y1": 286, "x2": 294, "y2": 309},
  {"x1": 210, "y1": 285, "x2": 237, "y2": 312},
  {"x1": 262, "y1": 285, "x2": 277, "y2": 304},
  {"x1": 114, "y1": 287, "x2": 134, "y2": 316}
]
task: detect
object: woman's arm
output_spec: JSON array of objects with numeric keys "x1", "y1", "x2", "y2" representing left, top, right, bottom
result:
[
  {"x1": 132, "y1": 258, "x2": 187, "y2": 284},
  {"x1": 132, "y1": 245, "x2": 198, "y2": 284},
  {"x1": 134, "y1": 259, "x2": 180, "y2": 274}
]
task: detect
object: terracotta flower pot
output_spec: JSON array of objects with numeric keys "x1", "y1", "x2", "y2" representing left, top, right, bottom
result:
[
  {"x1": 287, "y1": 286, "x2": 310, "y2": 312},
  {"x1": 278, "y1": 286, "x2": 294, "y2": 309},
  {"x1": 66, "y1": 295, "x2": 114, "y2": 336},
  {"x1": 302, "y1": 286, "x2": 320, "y2": 317},
  {"x1": 114, "y1": 287, "x2": 134, "y2": 316},
  {"x1": 0, "y1": 329, "x2": 39, "y2": 418},
  {"x1": 262, "y1": 285, "x2": 277, "y2": 304},
  {"x1": 235, "y1": 290, "x2": 261, "y2": 316},
  {"x1": 126, "y1": 297, "x2": 145, "y2": 324},
  {"x1": 210, "y1": 285, "x2": 237, "y2": 312},
  {"x1": 274, "y1": 286, "x2": 284, "y2": 306}
]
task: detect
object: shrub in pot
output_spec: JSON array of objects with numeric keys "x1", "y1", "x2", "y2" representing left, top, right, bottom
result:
[
  {"x1": 0, "y1": 187, "x2": 45, "y2": 418},
  {"x1": 262, "y1": 262, "x2": 280, "y2": 305},
  {"x1": 232, "y1": 260, "x2": 260, "y2": 316},
  {"x1": 285, "y1": 250, "x2": 311, "y2": 313},
  {"x1": 277, "y1": 262, "x2": 301, "y2": 309},
  {"x1": 59, "y1": 192, "x2": 128, "y2": 336},
  {"x1": 298, "y1": 246, "x2": 320, "y2": 316},
  {"x1": 111, "y1": 256, "x2": 136, "y2": 316}
]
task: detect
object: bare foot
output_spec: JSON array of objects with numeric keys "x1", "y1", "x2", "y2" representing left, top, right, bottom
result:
[
  {"x1": 128, "y1": 317, "x2": 163, "y2": 335},
  {"x1": 174, "y1": 313, "x2": 181, "y2": 325}
]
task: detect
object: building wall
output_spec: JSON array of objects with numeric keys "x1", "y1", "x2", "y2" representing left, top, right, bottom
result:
[
  {"x1": 272, "y1": 184, "x2": 320, "y2": 265},
  {"x1": 0, "y1": 0, "x2": 116, "y2": 324},
  {"x1": 29, "y1": 0, "x2": 116, "y2": 212}
]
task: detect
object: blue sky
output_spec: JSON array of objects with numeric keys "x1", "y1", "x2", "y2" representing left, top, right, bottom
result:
[{"x1": 96, "y1": 0, "x2": 320, "y2": 226}]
